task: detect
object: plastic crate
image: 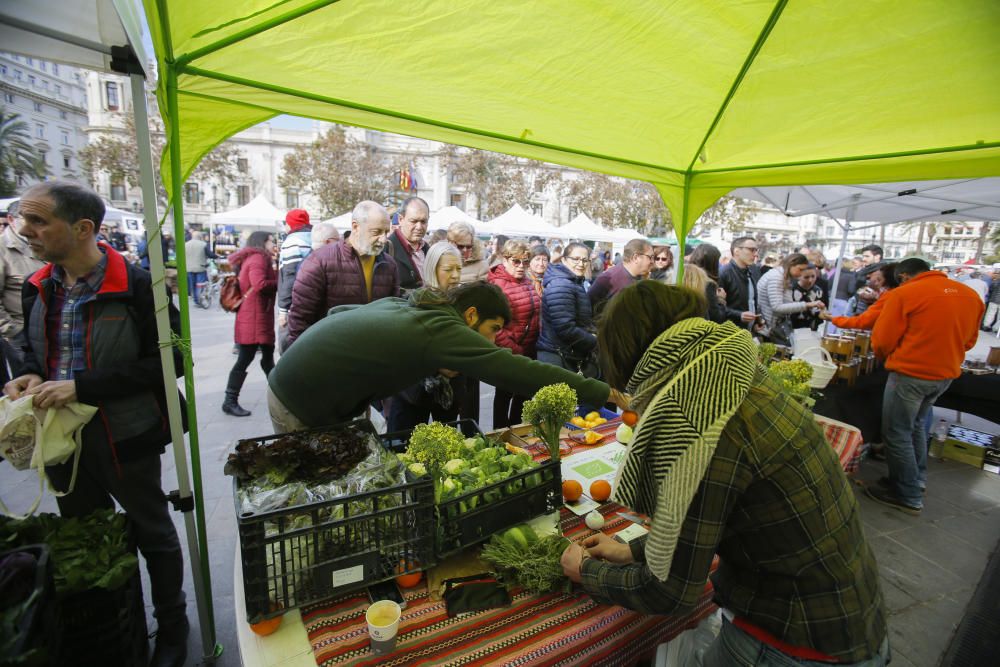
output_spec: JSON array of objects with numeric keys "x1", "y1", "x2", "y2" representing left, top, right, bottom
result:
[
  {"x1": 234, "y1": 419, "x2": 435, "y2": 623},
  {"x1": 435, "y1": 458, "x2": 562, "y2": 558},
  {"x1": 941, "y1": 440, "x2": 986, "y2": 469},
  {"x1": 379, "y1": 420, "x2": 564, "y2": 558},
  {"x1": 565, "y1": 406, "x2": 618, "y2": 430},
  {"x1": 55, "y1": 567, "x2": 146, "y2": 667},
  {"x1": 0, "y1": 544, "x2": 57, "y2": 666}
]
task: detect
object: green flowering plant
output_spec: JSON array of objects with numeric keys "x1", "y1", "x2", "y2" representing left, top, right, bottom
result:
[
  {"x1": 767, "y1": 359, "x2": 815, "y2": 406},
  {"x1": 408, "y1": 422, "x2": 466, "y2": 473},
  {"x1": 521, "y1": 383, "x2": 577, "y2": 461}
]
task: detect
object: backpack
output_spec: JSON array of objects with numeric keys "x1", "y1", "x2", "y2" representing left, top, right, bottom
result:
[{"x1": 220, "y1": 274, "x2": 247, "y2": 312}]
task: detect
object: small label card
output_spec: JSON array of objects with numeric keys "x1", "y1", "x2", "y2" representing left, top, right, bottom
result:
[
  {"x1": 614, "y1": 523, "x2": 649, "y2": 543},
  {"x1": 565, "y1": 497, "x2": 601, "y2": 515}
]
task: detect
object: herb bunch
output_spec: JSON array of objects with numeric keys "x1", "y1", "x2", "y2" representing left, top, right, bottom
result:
[{"x1": 480, "y1": 533, "x2": 572, "y2": 594}]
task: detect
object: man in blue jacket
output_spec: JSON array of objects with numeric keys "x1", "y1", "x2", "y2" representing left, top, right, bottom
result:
[{"x1": 5, "y1": 180, "x2": 189, "y2": 667}]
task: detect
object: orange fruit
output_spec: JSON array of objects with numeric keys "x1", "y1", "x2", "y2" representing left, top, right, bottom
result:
[
  {"x1": 562, "y1": 479, "x2": 583, "y2": 502},
  {"x1": 570, "y1": 416, "x2": 587, "y2": 427},
  {"x1": 621, "y1": 410, "x2": 639, "y2": 427},
  {"x1": 585, "y1": 411, "x2": 601, "y2": 422},
  {"x1": 249, "y1": 614, "x2": 282, "y2": 636},
  {"x1": 590, "y1": 480, "x2": 612, "y2": 502}
]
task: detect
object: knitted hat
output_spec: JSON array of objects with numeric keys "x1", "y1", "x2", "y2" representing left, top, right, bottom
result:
[{"x1": 286, "y1": 209, "x2": 310, "y2": 231}]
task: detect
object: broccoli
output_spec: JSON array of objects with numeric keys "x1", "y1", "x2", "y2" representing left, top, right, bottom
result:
[
  {"x1": 407, "y1": 422, "x2": 466, "y2": 472},
  {"x1": 522, "y1": 383, "x2": 578, "y2": 461},
  {"x1": 407, "y1": 462, "x2": 428, "y2": 477}
]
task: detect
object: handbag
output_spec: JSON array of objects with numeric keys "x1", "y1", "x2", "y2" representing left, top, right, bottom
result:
[
  {"x1": 219, "y1": 274, "x2": 249, "y2": 312},
  {"x1": 0, "y1": 395, "x2": 98, "y2": 518}
]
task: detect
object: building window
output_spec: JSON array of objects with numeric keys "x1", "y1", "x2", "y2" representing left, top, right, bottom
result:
[
  {"x1": 3, "y1": 93, "x2": 13, "y2": 104},
  {"x1": 237, "y1": 185, "x2": 250, "y2": 206},
  {"x1": 14, "y1": 69, "x2": 23, "y2": 81},
  {"x1": 59, "y1": 110, "x2": 67, "y2": 120},
  {"x1": 35, "y1": 123, "x2": 44, "y2": 139},
  {"x1": 63, "y1": 156, "x2": 71, "y2": 168},
  {"x1": 449, "y1": 193, "x2": 464, "y2": 208},
  {"x1": 184, "y1": 182, "x2": 200, "y2": 204},
  {"x1": 237, "y1": 158, "x2": 249, "y2": 173},
  {"x1": 27, "y1": 75, "x2": 35, "y2": 86},
  {"x1": 0, "y1": 65, "x2": 6, "y2": 76},
  {"x1": 110, "y1": 182, "x2": 126, "y2": 201},
  {"x1": 54, "y1": 84, "x2": 61, "y2": 95},
  {"x1": 568, "y1": 205, "x2": 579, "y2": 221},
  {"x1": 60, "y1": 129, "x2": 69, "y2": 145},
  {"x1": 285, "y1": 190, "x2": 299, "y2": 208},
  {"x1": 26, "y1": 57, "x2": 33, "y2": 66},
  {"x1": 33, "y1": 101, "x2": 42, "y2": 112},
  {"x1": 530, "y1": 203, "x2": 543, "y2": 216},
  {"x1": 52, "y1": 64, "x2": 59, "y2": 75},
  {"x1": 105, "y1": 82, "x2": 119, "y2": 111}
]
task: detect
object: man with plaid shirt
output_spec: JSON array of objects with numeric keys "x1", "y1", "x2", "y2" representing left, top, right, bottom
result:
[
  {"x1": 564, "y1": 370, "x2": 888, "y2": 664},
  {"x1": 5, "y1": 181, "x2": 189, "y2": 667}
]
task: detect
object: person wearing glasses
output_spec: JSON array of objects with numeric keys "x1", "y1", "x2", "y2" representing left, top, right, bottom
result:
[
  {"x1": 487, "y1": 240, "x2": 542, "y2": 427},
  {"x1": 446, "y1": 221, "x2": 489, "y2": 283},
  {"x1": 719, "y1": 236, "x2": 763, "y2": 329},
  {"x1": 537, "y1": 242, "x2": 598, "y2": 376},
  {"x1": 587, "y1": 238, "x2": 654, "y2": 314},
  {"x1": 649, "y1": 246, "x2": 675, "y2": 283}
]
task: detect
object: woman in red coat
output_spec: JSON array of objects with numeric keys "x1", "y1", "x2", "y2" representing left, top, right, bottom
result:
[
  {"x1": 222, "y1": 231, "x2": 278, "y2": 417},
  {"x1": 487, "y1": 240, "x2": 542, "y2": 427}
]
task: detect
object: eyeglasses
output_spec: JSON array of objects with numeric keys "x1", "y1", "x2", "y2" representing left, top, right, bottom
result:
[
  {"x1": 737, "y1": 246, "x2": 759, "y2": 252},
  {"x1": 637, "y1": 253, "x2": 655, "y2": 261},
  {"x1": 506, "y1": 257, "x2": 527, "y2": 266},
  {"x1": 654, "y1": 256, "x2": 670, "y2": 262},
  {"x1": 455, "y1": 243, "x2": 473, "y2": 250},
  {"x1": 564, "y1": 255, "x2": 589, "y2": 264}
]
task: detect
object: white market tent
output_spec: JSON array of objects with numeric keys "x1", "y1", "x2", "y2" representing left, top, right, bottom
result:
[
  {"x1": 209, "y1": 193, "x2": 285, "y2": 230},
  {"x1": 321, "y1": 211, "x2": 353, "y2": 232},
  {"x1": 489, "y1": 203, "x2": 569, "y2": 239},
  {"x1": 560, "y1": 213, "x2": 617, "y2": 243},
  {"x1": 428, "y1": 205, "x2": 485, "y2": 232}
]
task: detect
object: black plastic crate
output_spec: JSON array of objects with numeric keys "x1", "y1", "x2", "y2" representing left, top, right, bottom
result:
[
  {"x1": 234, "y1": 419, "x2": 435, "y2": 623},
  {"x1": 55, "y1": 567, "x2": 146, "y2": 667},
  {"x1": 0, "y1": 544, "x2": 57, "y2": 666},
  {"x1": 436, "y1": 458, "x2": 562, "y2": 557},
  {"x1": 379, "y1": 420, "x2": 563, "y2": 558}
]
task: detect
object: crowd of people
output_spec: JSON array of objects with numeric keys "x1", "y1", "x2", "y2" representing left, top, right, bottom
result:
[{"x1": 0, "y1": 181, "x2": 994, "y2": 666}]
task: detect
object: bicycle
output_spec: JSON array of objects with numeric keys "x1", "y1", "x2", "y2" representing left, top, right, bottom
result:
[{"x1": 196, "y1": 263, "x2": 229, "y2": 309}]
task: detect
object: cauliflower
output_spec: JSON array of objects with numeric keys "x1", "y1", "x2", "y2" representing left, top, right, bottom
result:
[
  {"x1": 444, "y1": 458, "x2": 468, "y2": 476},
  {"x1": 407, "y1": 462, "x2": 428, "y2": 477},
  {"x1": 407, "y1": 422, "x2": 466, "y2": 471}
]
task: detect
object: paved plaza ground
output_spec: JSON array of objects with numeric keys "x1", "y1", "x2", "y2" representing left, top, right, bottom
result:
[{"x1": 1, "y1": 302, "x2": 998, "y2": 666}]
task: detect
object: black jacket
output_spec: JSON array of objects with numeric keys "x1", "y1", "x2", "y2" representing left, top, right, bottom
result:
[
  {"x1": 387, "y1": 229, "x2": 428, "y2": 292},
  {"x1": 718, "y1": 261, "x2": 762, "y2": 325},
  {"x1": 22, "y1": 245, "x2": 185, "y2": 463}
]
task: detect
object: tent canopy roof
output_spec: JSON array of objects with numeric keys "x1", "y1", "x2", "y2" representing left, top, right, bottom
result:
[
  {"x1": 143, "y1": 0, "x2": 1000, "y2": 234},
  {"x1": 733, "y1": 178, "x2": 1000, "y2": 228}
]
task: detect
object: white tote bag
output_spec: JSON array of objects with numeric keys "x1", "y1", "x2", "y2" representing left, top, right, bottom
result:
[{"x1": 0, "y1": 395, "x2": 98, "y2": 517}]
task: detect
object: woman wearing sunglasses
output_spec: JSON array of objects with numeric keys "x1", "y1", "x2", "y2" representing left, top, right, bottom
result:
[
  {"x1": 650, "y1": 246, "x2": 675, "y2": 282},
  {"x1": 487, "y1": 240, "x2": 542, "y2": 427},
  {"x1": 446, "y1": 221, "x2": 490, "y2": 283}
]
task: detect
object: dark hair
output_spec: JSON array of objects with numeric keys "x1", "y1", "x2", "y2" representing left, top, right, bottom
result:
[
  {"x1": 5, "y1": 200, "x2": 19, "y2": 218},
  {"x1": 530, "y1": 244, "x2": 550, "y2": 259},
  {"x1": 25, "y1": 180, "x2": 105, "y2": 230},
  {"x1": 860, "y1": 244, "x2": 883, "y2": 258},
  {"x1": 245, "y1": 231, "x2": 273, "y2": 249},
  {"x1": 780, "y1": 252, "x2": 809, "y2": 288},
  {"x1": 689, "y1": 244, "x2": 721, "y2": 281},
  {"x1": 400, "y1": 196, "x2": 429, "y2": 218},
  {"x1": 623, "y1": 238, "x2": 651, "y2": 261},
  {"x1": 412, "y1": 281, "x2": 512, "y2": 325},
  {"x1": 563, "y1": 241, "x2": 590, "y2": 259},
  {"x1": 597, "y1": 282, "x2": 707, "y2": 389},
  {"x1": 873, "y1": 262, "x2": 900, "y2": 289},
  {"x1": 652, "y1": 245, "x2": 673, "y2": 268},
  {"x1": 894, "y1": 257, "x2": 930, "y2": 280},
  {"x1": 730, "y1": 235, "x2": 755, "y2": 254}
]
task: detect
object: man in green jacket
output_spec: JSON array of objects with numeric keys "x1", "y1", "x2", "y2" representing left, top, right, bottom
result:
[{"x1": 267, "y1": 282, "x2": 619, "y2": 431}]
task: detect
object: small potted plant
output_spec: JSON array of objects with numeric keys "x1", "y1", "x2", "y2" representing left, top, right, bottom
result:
[{"x1": 521, "y1": 383, "x2": 577, "y2": 461}]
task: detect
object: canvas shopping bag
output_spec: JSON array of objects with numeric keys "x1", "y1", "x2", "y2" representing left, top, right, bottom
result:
[{"x1": 0, "y1": 395, "x2": 98, "y2": 518}]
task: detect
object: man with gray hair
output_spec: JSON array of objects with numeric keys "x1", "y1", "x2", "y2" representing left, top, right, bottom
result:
[
  {"x1": 310, "y1": 221, "x2": 340, "y2": 250},
  {"x1": 286, "y1": 200, "x2": 399, "y2": 345},
  {"x1": 184, "y1": 230, "x2": 216, "y2": 307}
]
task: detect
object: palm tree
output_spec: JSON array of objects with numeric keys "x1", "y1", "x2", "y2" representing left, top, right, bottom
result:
[{"x1": 0, "y1": 106, "x2": 48, "y2": 196}]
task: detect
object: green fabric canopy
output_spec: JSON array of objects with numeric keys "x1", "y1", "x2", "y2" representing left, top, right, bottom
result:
[{"x1": 143, "y1": 0, "x2": 1000, "y2": 236}]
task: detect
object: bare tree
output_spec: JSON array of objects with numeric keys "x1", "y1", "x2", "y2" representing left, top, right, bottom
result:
[
  {"x1": 563, "y1": 172, "x2": 668, "y2": 233},
  {"x1": 442, "y1": 146, "x2": 561, "y2": 220}
]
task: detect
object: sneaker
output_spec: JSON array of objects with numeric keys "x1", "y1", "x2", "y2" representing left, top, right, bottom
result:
[
  {"x1": 865, "y1": 484, "x2": 921, "y2": 515},
  {"x1": 876, "y1": 476, "x2": 926, "y2": 494}
]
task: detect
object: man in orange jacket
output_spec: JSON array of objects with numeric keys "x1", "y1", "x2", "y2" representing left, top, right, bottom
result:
[{"x1": 868, "y1": 258, "x2": 983, "y2": 514}]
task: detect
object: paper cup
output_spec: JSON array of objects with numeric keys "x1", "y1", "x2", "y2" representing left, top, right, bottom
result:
[{"x1": 366, "y1": 600, "x2": 401, "y2": 656}]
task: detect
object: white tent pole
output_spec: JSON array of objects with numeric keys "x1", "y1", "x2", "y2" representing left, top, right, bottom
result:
[
  {"x1": 823, "y1": 194, "x2": 860, "y2": 336},
  {"x1": 130, "y1": 73, "x2": 218, "y2": 661}
]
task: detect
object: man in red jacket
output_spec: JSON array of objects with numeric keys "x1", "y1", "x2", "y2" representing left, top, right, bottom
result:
[{"x1": 868, "y1": 258, "x2": 983, "y2": 514}]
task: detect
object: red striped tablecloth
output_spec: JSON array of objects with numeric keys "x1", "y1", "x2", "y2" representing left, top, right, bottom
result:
[
  {"x1": 814, "y1": 415, "x2": 864, "y2": 473},
  {"x1": 302, "y1": 502, "x2": 717, "y2": 666}
]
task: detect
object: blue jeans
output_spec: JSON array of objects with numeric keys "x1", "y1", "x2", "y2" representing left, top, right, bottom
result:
[
  {"x1": 187, "y1": 271, "x2": 207, "y2": 301},
  {"x1": 702, "y1": 618, "x2": 890, "y2": 666},
  {"x1": 882, "y1": 372, "x2": 952, "y2": 508}
]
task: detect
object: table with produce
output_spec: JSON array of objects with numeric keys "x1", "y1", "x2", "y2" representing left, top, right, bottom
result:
[{"x1": 228, "y1": 385, "x2": 718, "y2": 666}]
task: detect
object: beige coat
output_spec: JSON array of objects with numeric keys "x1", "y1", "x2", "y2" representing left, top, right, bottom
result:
[{"x1": 0, "y1": 226, "x2": 45, "y2": 340}]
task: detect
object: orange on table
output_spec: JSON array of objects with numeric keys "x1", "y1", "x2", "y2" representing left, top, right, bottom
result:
[
  {"x1": 590, "y1": 480, "x2": 612, "y2": 502},
  {"x1": 562, "y1": 479, "x2": 583, "y2": 502},
  {"x1": 621, "y1": 410, "x2": 639, "y2": 427},
  {"x1": 396, "y1": 571, "x2": 423, "y2": 588},
  {"x1": 249, "y1": 614, "x2": 282, "y2": 636}
]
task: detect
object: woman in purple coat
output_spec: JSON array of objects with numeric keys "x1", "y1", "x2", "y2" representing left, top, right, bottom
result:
[{"x1": 223, "y1": 231, "x2": 277, "y2": 417}]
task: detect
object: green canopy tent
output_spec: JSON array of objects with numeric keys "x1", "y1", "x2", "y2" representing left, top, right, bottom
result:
[{"x1": 136, "y1": 3, "x2": 997, "y2": 658}]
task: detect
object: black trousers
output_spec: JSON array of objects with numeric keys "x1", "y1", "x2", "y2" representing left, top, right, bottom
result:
[
  {"x1": 229, "y1": 343, "x2": 275, "y2": 381},
  {"x1": 492, "y1": 387, "x2": 528, "y2": 429}
]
